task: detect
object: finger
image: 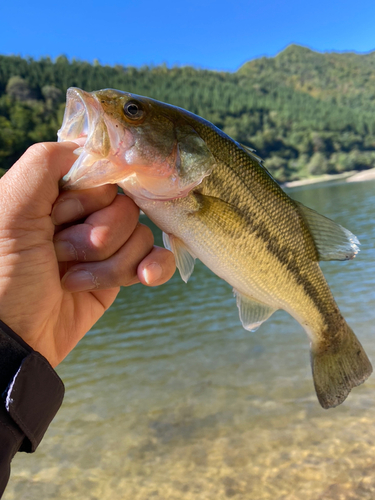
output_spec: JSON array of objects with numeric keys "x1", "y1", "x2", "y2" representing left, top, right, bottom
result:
[
  {"x1": 54, "y1": 194, "x2": 139, "y2": 262},
  {"x1": 61, "y1": 223, "x2": 154, "y2": 292},
  {"x1": 138, "y1": 247, "x2": 176, "y2": 286},
  {"x1": 52, "y1": 184, "x2": 118, "y2": 226},
  {"x1": 1, "y1": 142, "x2": 81, "y2": 218}
]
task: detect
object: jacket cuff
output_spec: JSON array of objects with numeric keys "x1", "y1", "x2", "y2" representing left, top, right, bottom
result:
[
  {"x1": 0, "y1": 320, "x2": 65, "y2": 452},
  {"x1": 5, "y1": 352, "x2": 65, "y2": 452}
]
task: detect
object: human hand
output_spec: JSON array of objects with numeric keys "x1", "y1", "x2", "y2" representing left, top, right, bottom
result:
[{"x1": 0, "y1": 142, "x2": 176, "y2": 367}]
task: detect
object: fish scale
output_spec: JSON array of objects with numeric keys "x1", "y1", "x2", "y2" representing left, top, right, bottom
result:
[
  {"x1": 58, "y1": 87, "x2": 372, "y2": 408},
  {"x1": 192, "y1": 127, "x2": 337, "y2": 310}
]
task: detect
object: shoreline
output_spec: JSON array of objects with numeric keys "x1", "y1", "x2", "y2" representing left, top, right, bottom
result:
[
  {"x1": 1, "y1": 167, "x2": 375, "y2": 186},
  {"x1": 282, "y1": 167, "x2": 375, "y2": 188}
]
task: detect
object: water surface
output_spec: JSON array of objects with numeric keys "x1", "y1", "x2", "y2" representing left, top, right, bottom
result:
[{"x1": 4, "y1": 180, "x2": 375, "y2": 500}]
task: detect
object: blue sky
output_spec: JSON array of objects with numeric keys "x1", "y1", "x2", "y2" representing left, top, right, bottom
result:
[{"x1": 1, "y1": 0, "x2": 375, "y2": 71}]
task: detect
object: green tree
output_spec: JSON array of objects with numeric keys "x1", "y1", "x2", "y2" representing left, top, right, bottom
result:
[{"x1": 6, "y1": 76, "x2": 34, "y2": 101}]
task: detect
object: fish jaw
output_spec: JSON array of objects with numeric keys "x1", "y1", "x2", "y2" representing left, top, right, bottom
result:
[
  {"x1": 58, "y1": 87, "x2": 137, "y2": 190},
  {"x1": 59, "y1": 88, "x2": 216, "y2": 200}
]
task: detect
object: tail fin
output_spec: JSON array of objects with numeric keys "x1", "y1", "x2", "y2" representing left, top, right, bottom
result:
[{"x1": 311, "y1": 324, "x2": 372, "y2": 409}]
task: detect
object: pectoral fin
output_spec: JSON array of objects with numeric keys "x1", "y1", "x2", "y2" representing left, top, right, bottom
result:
[
  {"x1": 234, "y1": 289, "x2": 277, "y2": 331},
  {"x1": 295, "y1": 201, "x2": 360, "y2": 261},
  {"x1": 163, "y1": 232, "x2": 195, "y2": 283}
]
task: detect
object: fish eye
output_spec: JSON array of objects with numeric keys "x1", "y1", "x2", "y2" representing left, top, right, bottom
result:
[{"x1": 123, "y1": 100, "x2": 144, "y2": 120}]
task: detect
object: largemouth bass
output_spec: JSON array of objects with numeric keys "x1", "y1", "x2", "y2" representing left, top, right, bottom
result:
[{"x1": 58, "y1": 87, "x2": 372, "y2": 408}]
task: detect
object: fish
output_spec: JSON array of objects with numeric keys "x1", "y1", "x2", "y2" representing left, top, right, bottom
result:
[{"x1": 58, "y1": 87, "x2": 372, "y2": 409}]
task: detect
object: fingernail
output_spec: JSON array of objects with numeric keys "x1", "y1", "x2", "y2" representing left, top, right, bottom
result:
[
  {"x1": 142, "y1": 262, "x2": 162, "y2": 285},
  {"x1": 54, "y1": 240, "x2": 78, "y2": 261},
  {"x1": 52, "y1": 198, "x2": 84, "y2": 225},
  {"x1": 62, "y1": 270, "x2": 98, "y2": 292}
]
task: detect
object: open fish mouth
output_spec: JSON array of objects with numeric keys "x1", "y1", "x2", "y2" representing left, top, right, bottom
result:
[
  {"x1": 57, "y1": 88, "x2": 93, "y2": 144},
  {"x1": 58, "y1": 88, "x2": 131, "y2": 190}
]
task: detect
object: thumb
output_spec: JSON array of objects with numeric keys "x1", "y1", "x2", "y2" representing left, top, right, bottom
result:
[{"x1": 0, "y1": 142, "x2": 80, "y2": 219}]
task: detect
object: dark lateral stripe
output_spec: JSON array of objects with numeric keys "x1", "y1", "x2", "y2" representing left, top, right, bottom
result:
[
  {"x1": 197, "y1": 188, "x2": 325, "y2": 315},
  {"x1": 193, "y1": 119, "x2": 335, "y2": 326},
  {"x1": 249, "y1": 217, "x2": 325, "y2": 313}
]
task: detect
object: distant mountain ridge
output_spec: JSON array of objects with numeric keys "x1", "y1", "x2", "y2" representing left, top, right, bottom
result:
[
  {"x1": 0, "y1": 45, "x2": 374, "y2": 181},
  {"x1": 240, "y1": 44, "x2": 375, "y2": 110}
]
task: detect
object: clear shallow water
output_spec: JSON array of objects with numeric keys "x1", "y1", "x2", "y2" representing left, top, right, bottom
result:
[{"x1": 4, "y1": 180, "x2": 375, "y2": 500}]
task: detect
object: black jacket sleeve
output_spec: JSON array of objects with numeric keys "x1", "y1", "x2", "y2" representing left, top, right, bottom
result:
[{"x1": 0, "y1": 320, "x2": 65, "y2": 497}]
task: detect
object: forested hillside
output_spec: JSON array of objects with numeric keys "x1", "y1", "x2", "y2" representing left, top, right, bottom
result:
[{"x1": 1, "y1": 44, "x2": 375, "y2": 181}]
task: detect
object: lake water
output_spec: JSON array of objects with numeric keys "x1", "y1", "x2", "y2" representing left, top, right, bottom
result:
[{"x1": 4, "y1": 179, "x2": 375, "y2": 500}]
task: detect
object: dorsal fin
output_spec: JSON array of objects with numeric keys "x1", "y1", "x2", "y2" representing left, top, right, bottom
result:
[
  {"x1": 239, "y1": 143, "x2": 264, "y2": 165},
  {"x1": 238, "y1": 143, "x2": 281, "y2": 185},
  {"x1": 294, "y1": 200, "x2": 360, "y2": 261}
]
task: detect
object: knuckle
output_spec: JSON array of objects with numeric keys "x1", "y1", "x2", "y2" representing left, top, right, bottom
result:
[
  {"x1": 122, "y1": 194, "x2": 140, "y2": 215},
  {"x1": 112, "y1": 260, "x2": 137, "y2": 286},
  {"x1": 115, "y1": 195, "x2": 140, "y2": 226},
  {"x1": 76, "y1": 244, "x2": 107, "y2": 263},
  {"x1": 89, "y1": 226, "x2": 110, "y2": 258},
  {"x1": 105, "y1": 264, "x2": 122, "y2": 286},
  {"x1": 26, "y1": 142, "x2": 52, "y2": 162},
  {"x1": 136, "y1": 223, "x2": 154, "y2": 249}
]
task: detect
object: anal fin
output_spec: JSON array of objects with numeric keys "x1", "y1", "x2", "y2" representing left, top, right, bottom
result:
[
  {"x1": 163, "y1": 232, "x2": 195, "y2": 283},
  {"x1": 234, "y1": 289, "x2": 277, "y2": 331}
]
